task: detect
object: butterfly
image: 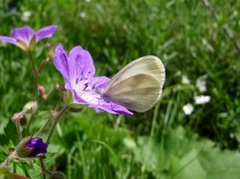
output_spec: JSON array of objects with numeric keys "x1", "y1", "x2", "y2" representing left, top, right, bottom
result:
[{"x1": 102, "y1": 56, "x2": 165, "y2": 112}]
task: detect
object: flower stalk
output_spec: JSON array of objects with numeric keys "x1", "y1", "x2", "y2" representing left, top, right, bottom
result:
[
  {"x1": 0, "y1": 151, "x2": 17, "y2": 168},
  {"x1": 27, "y1": 51, "x2": 38, "y2": 97},
  {"x1": 46, "y1": 106, "x2": 70, "y2": 143},
  {"x1": 39, "y1": 156, "x2": 46, "y2": 179},
  {"x1": 15, "y1": 119, "x2": 23, "y2": 142}
]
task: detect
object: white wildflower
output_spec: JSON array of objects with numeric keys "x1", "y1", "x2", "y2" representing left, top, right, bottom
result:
[
  {"x1": 176, "y1": 70, "x2": 182, "y2": 76},
  {"x1": 182, "y1": 75, "x2": 190, "y2": 84},
  {"x1": 195, "y1": 95, "x2": 211, "y2": 104},
  {"x1": 21, "y1": 11, "x2": 32, "y2": 22},
  {"x1": 183, "y1": 103, "x2": 194, "y2": 115},
  {"x1": 196, "y1": 76, "x2": 207, "y2": 93},
  {"x1": 80, "y1": 12, "x2": 86, "y2": 18}
]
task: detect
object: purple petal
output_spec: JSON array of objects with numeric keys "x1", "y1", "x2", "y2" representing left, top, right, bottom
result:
[
  {"x1": 93, "y1": 76, "x2": 110, "y2": 88},
  {"x1": 27, "y1": 137, "x2": 48, "y2": 156},
  {"x1": 54, "y1": 44, "x2": 70, "y2": 82},
  {"x1": 35, "y1": 25, "x2": 57, "y2": 42},
  {"x1": 72, "y1": 90, "x2": 89, "y2": 104},
  {"x1": 90, "y1": 103, "x2": 133, "y2": 116},
  {"x1": 11, "y1": 26, "x2": 35, "y2": 46},
  {"x1": 0, "y1": 36, "x2": 19, "y2": 46},
  {"x1": 65, "y1": 82, "x2": 72, "y2": 90},
  {"x1": 69, "y1": 46, "x2": 95, "y2": 82},
  {"x1": 111, "y1": 104, "x2": 133, "y2": 116}
]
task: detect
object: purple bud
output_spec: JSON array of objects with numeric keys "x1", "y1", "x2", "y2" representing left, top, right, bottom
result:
[
  {"x1": 16, "y1": 136, "x2": 48, "y2": 158},
  {"x1": 26, "y1": 137, "x2": 48, "y2": 156}
]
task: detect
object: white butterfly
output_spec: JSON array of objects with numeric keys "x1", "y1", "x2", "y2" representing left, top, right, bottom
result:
[{"x1": 102, "y1": 56, "x2": 165, "y2": 112}]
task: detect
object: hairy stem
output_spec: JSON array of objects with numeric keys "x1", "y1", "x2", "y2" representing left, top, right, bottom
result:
[
  {"x1": 27, "y1": 85, "x2": 59, "y2": 132},
  {"x1": 38, "y1": 57, "x2": 50, "y2": 76},
  {"x1": 0, "y1": 156, "x2": 10, "y2": 168},
  {"x1": 150, "y1": 102, "x2": 160, "y2": 137},
  {"x1": 15, "y1": 120, "x2": 22, "y2": 142},
  {"x1": 0, "y1": 151, "x2": 17, "y2": 168},
  {"x1": 27, "y1": 51, "x2": 38, "y2": 97},
  {"x1": 36, "y1": 117, "x2": 51, "y2": 136},
  {"x1": 46, "y1": 106, "x2": 69, "y2": 143}
]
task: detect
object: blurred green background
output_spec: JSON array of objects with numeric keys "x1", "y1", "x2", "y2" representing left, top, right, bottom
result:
[{"x1": 0, "y1": 0, "x2": 240, "y2": 178}]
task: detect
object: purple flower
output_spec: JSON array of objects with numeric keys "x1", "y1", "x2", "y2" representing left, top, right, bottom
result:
[
  {"x1": 16, "y1": 137, "x2": 48, "y2": 158},
  {"x1": 54, "y1": 44, "x2": 133, "y2": 116},
  {"x1": 0, "y1": 25, "x2": 57, "y2": 51}
]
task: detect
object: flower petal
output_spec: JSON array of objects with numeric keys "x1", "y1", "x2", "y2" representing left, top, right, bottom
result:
[
  {"x1": 11, "y1": 26, "x2": 35, "y2": 46},
  {"x1": 35, "y1": 25, "x2": 57, "y2": 42},
  {"x1": 90, "y1": 103, "x2": 133, "y2": 116},
  {"x1": 93, "y1": 76, "x2": 110, "y2": 88},
  {"x1": 27, "y1": 137, "x2": 48, "y2": 156},
  {"x1": 72, "y1": 90, "x2": 89, "y2": 104},
  {"x1": 54, "y1": 44, "x2": 70, "y2": 82},
  {"x1": 69, "y1": 46, "x2": 95, "y2": 82},
  {"x1": 0, "y1": 36, "x2": 19, "y2": 46}
]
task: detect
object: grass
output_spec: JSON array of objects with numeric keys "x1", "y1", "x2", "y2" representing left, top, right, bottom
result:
[{"x1": 0, "y1": 0, "x2": 240, "y2": 178}]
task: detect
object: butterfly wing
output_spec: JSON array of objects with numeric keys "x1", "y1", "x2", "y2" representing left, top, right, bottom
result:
[
  {"x1": 106, "y1": 55, "x2": 165, "y2": 89},
  {"x1": 103, "y1": 74, "x2": 161, "y2": 112}
]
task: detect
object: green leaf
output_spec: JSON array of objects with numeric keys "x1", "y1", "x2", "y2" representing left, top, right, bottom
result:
[
  {"x1": 5, "y1": 120, "x2": 18, "y2": 145},
  {"x1": 134, "y1": 126, "x2": 240, "y2": 179}
]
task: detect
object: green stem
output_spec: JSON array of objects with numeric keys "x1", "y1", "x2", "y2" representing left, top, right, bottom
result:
[
  {"x1": 0, "y1": 151, "x2": 17, "y2": 168},
  {"x1": 27, "y1": 51, "x2": 38, "y2": 97},
  {"x1": 21, "y1": 163, "x2": 31, "y2": 178},
  {"x1": 26, "y1": 115, "x2": 34, "y2": 132},
  {"x1": 38, "y1": 57, "x2": 50, "y2": 76},
  {"x1": 36, "y1": 117, "x2": 51, "y2": 136},
  {"x1": 15, "y1": 120, "x2": 22, "y2": 142},
  {"x1": 27, "y1": 85, "x2": 58, "y2": 132},
  {"x1": 150, "y1": 102, "x2": 160, "y2": 137},
  {"x1": 13, "y1": 163, "x2": 17, "y2": 173},
  {"x1": 46, "y1": 106, "x2": 69, "y2": 143},
  {"x1": 0, "y1": 156, "x2": 10, "y2": 168},
  {"x1": 39, "y1": 157, "x2": 46, "y2": 179}
]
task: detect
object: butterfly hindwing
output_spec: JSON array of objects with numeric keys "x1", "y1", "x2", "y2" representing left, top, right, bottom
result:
[{"x1": 103, "y1": 74, "x2": 161, "y2": 112}]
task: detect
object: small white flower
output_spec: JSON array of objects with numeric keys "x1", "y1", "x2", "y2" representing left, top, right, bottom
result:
[
  {"x1": 80, "y1": 12, "x2": 86, "y2": 18},
  {"x1": 196, "y1": 77, "x2": 207, "y2": 93},
  {"x1": 176, "y1": 70, "x2": 182, "y2": 76},
  {"x1": 183, "y1": 103, "x2": 194, "y2": 115},
  {"x1": 195, "y1": 95, "x2": 211, "y2": 104},
  {"x1": 21, "y1": 11, "x2": 32, "y2": 22},
  {"x1": 182, "y1": 75, "x2": 190, "y2": 84}
]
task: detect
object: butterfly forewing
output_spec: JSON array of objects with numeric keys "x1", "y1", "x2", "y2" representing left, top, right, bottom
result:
[
  {"x1": 106, "y1": 56, "x2": 165, "y2": 89},
  {"x1": 103, "y1": 74, "x2": 161, "y2": 112}
]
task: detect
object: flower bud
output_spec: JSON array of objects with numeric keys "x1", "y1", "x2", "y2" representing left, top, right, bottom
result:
[
  {"x1": 11, "y1": 111, "x2": 27, "y2": 126},
  {"x1": 19, "y1": 115, "x2": 27, "y2": 126},
  {"x1": 23, "y1": 101, "x2": 38, "y2": 114},
  {"x1": 16, "y1": 136, "x2": 48, "y2": 158},
  {"x1": 38, "y1": 84, "x2": 47, "y2": 100}
]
